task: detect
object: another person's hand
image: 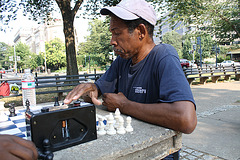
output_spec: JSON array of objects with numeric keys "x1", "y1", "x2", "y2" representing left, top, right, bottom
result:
[
  {"x1": 0, "y1": 134, "x2": 38, "y2": 160},
  {"x1": 102, "y1": 92, "x2": 129, "y2": 113},
  {"x1": 64, "y1": 83, "x2": 102, "y2": 105}
]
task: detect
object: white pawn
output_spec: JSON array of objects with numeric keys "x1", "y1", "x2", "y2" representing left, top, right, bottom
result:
[
  {"x1": 125, "y1": 116, "x2": 133, "y2": 132},
  {"x1": 97, "y1": 117, "x2": 106, "y2": 135},
  {"x1": 107, "y1": 113, "x2": 116, "y2": 135},
  {"x1": 104, "y1": 115, "x2": 110, "y2": 130},
  {"x1": 114, "y1": 108, "x2": 121, "y2": 128},
  {"x1": 117, "y1": 116, "x2": 126, "y2": 134}
]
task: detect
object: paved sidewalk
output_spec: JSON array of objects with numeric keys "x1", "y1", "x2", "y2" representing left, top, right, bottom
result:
[
  {"x1": 180, "y1": 146, "x2": 224, "y2": 160},
  {"x1": 182, "y1": 81, "x2": 240, "y2": 160}
]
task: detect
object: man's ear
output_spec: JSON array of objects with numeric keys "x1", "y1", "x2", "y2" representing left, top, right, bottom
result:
[{"x1": 137, "y1": 24, "x2": 147, "y2": 40}]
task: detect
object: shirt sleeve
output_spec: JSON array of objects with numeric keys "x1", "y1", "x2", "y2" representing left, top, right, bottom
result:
[{"x1": 156, "y1": 48, "x2": 196, "y2": 107}]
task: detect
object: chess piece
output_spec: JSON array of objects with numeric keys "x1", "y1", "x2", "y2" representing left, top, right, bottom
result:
[
  {"x1": 125, "y1": 116, "x2": 133, "y2": 132},
  {"x1": 106, "y1": 113, "x2": 116, "y2": 135},
  {"x1": 114, "y1": 108, "x2": 121, "y2": 129},
  {"x1": 97, "y1": 117, "x2": 106, "y2": 135},
  {"x1": 54, "y1": 97, "x2": 60, "y2": 106},
  {"x1": 104, "y1": 115, "x2": 110, "y2": 130},
  {"x1": 38, "y1": 139, "x2": 54, "y2": 160},
  {"x1": 25, "y1": 99, "x2": 30, "y2": 112},
  {"x1": 9, "y1": 103, "x2": 16, "y2": 117},
  {"x1": 117, "y1": 116, "x2": 126, "y2": 134}
]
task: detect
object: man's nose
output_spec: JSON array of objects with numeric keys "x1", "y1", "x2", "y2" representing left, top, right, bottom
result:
[{"x1": 110, "y1": 36, "x2": 117, "y2": 46}]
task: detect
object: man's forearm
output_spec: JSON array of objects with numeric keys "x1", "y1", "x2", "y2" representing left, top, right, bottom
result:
[{"x1": 121, "y1": 100, "x2": 197, "y2": 134}]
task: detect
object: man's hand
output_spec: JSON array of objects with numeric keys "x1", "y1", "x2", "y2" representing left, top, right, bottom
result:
[
  {"x1": 102, "y1": 92, "x2": 129, "y2": 113},
  {"x1": 0, "y1": 135, "x2": 38, "y2": 160},
  {"x1": 64, "y1": 83, "x2": 102, "y2": 105}
]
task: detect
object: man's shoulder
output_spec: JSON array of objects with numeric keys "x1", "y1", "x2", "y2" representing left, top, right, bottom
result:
[
  {"x1": 151, "y1": 43, "x2": 178, "y2": 60},
  {"x1": 154, "y1": 44, "x2": 177, "y2": 53}
]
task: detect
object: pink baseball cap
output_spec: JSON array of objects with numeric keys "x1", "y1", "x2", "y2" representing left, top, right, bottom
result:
[{"x1": 100, "y1": 0, "x2": 157, "y2": 26}]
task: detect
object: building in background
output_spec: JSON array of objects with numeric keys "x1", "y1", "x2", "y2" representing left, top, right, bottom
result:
[
  {"x1": 14, "y1": 18, "x2": 78, "y2": 55},
  {"x1": 14, "y1": 27, "x2": 33, "y2": 44}
]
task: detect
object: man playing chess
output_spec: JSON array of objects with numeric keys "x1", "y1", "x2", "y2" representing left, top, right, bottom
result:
[
  {"x1": 1, "y1": 0, "x2": 196, "y2": 159},
  {"x1": 64, "y1": 0, "x2": 197, "y2": 159}
]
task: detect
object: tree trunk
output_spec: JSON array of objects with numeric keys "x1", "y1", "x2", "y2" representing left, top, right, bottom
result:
[
  {"x1": 63, "y1": 16, "x2": 78, "y2": 76},
  {"x1": 56, "y1": 0, "x2": 82, "y2": 76}
]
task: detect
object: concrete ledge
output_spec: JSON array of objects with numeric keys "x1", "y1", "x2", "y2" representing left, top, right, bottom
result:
[{"x1": 53, "y1": 106, "x2": 182, "y2": 160}]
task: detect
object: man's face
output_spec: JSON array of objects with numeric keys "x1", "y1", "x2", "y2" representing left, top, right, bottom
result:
[{"x1": 110, "y1": 16, "x2": 140, "y2": 59}]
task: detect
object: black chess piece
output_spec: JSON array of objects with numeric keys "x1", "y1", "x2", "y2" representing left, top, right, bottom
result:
[
  {"x1": 25, "y1": 99, "x2": 30, "y2": 112},
  {"x1": 9, "y1": 103, "x2": 16, "y2": 117},
  {"x1": 38, "y1": 139, "x2": 54, "y2": 160},
  {"x1": 54, "y1": 97, "x2": 60, "y2": 106},
  {"x1": 43, "y1": 139, "x2": 54, "y2": 160}
]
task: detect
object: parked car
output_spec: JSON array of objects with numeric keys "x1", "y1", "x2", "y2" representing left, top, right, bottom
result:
[
  {"x1": 180, "y1": 59, "x2": 190, "y2": 69},
  {"x1": 0, "y1": 70, "x2": 5, "y2": 74},
  {"x1": 218, "y1": 60, "x2": 240, "y2": 67}
]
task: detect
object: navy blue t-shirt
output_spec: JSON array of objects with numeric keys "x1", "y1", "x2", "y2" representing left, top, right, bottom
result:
[{"x1": 95, "y1": 44, "x2": 195, "y2": 105}]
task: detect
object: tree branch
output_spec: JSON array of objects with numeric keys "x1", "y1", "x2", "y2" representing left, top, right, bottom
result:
[
  {"x1": 218, "y1": 15, "x2": 240, "y2": 38},
  {"x1": 72, "y1": 0, "x2": 83, "y2": 17}
]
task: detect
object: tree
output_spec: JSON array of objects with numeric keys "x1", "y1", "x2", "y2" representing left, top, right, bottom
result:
[
  {"x1": 78, "y1": 19, "x2": 112, "y2": 69},
  {"x1": 4, "y1": 42, "x2": 36, "y2": 71},
  {"x1": 45, "y1": 38, "x2": 66, "y2": 71},
  {"x1": 162, "y1": 31, "x2": 183, "y2": 58},
  {"x1": 0, "y1": 1, "x2": 18, "y2": 31},
  {"x1": 182, "y1": 38, "x2": 193, "y2": 61},
  {"x1": 0, "y1": 0, "x2": 123, "y2": 75},
  {"x1": 0, "y1": 42, "x2": 10, "y2": 69},
  {"x1": 156, "y1": 0, "x2": 239, "y2": 43}
]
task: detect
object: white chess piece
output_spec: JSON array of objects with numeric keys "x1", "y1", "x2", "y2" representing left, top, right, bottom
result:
[
  {"x1": 106, "y1": 113, "x2": 116, "y2": 135},
  {"x1": 125, "y1": 116, "x2": 133, "y2": 132},
  {"x1": 117, "y1": 116, "x2": 126, "y2": 134},
  {"x1": 97, "y1": 117, "x2": 106, "y2": 135},
  {"x1": 104, "y1": 115, "x2": 110, "y2": 130},
  {"x1": 114, "y1": 108, "x2": 121, "y2": 129}
]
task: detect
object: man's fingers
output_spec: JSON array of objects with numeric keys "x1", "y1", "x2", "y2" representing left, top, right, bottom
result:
[
  {"x1": 64, "y1": 88, "x2": 85, "y2": 104},
  {"x1": 64, "y1": 84, "x2": 96, "y2": 104},
  {"x1": 0, "y1": 135, "x2": 38, "y2": 160},
  {"x1": 12, "y1": 136, "x2": 38, "y2": 160},
  {"x1": 91, "y1": 96, "x2": 102, "y2": 106},
  {"x1": 10, "y1": 143, "x2": 37, "y2": 160}
]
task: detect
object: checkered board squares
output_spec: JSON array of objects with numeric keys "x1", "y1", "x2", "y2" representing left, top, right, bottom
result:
[{"x1": 0, "y1": 109, "x2": 28, "y2": 139}]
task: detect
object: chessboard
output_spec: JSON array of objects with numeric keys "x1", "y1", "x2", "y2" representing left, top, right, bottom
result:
[{"x1": 0, "y1": 108, "x2": 28, "y2": 139}]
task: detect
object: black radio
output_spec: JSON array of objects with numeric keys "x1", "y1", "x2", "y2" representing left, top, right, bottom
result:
[{"x1": 25, "y1": 101, "x2": 97, "y2": 159}]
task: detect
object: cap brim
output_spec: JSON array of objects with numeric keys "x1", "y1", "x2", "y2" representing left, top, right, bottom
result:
[{"x1": 100, "y1": 6, "x2": 139, "y2": 20}]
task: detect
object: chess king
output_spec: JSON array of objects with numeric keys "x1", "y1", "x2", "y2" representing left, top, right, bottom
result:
[{"x1": 64, "y1": 0, "x2": 197, "y2": 159}]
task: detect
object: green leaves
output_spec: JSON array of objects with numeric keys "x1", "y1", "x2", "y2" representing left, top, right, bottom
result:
[
  {"x1": 77, "y1": 19, "x2": 112, "y2": 67},
  {"x1": 162, "y1": 31, "x2": 183, "y2": 58},
  {"x1": 157, "y1": 0, "x2": 239, "y2": 43},
  {"x1": 45, "y1": 38, "x2": 66, "y2": 71}
]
